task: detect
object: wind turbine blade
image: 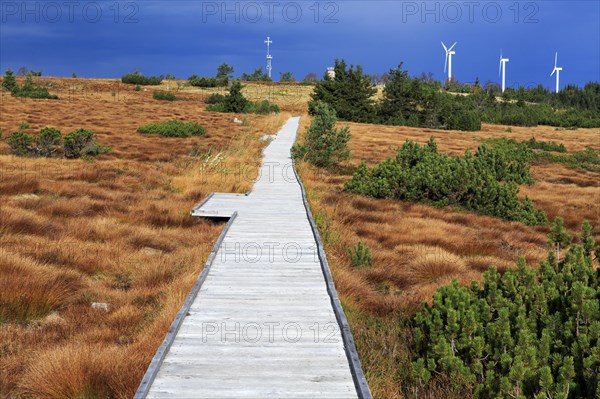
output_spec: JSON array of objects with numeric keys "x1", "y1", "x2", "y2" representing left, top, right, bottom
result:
[
  {"x1": 499, "y1": 60, "x2": 502, "y2": 77},
  {"x1": 551, "y1": 68, "x2": 556, "y2": 76},
  {"x1": 441, "y1": 41, "x2": 448, "y2": 52},
  {"x1": 449, "y1": 42, "x2": 457, "y2": 51},
  {"x1": 444, "y1": 54, "x2": 448, "y2": 73},
  {"x1": 555, "y1": 52, "x2": 558, "y2": 68}
]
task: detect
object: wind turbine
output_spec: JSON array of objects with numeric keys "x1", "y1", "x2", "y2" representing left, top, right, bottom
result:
[
  {"x1": 499, "y1": 50, "x2": 509, "y2": 93},
  {"x1": 441, "y1": 41, "x2": 457, "y2": 83},
  {"x1": 551, "y1": 52, "x2": 562, "y2": 93}
]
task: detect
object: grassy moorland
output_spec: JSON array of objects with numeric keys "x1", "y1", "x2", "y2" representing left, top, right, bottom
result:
[
  {"x1": 1, "y1": 74, "x2": 598, "y2": 398},
  {"x1": 295, "y1": 120, "x2": 600, "y2": 398},
  {"x1": 0, "y1": 77, "x2": 291, "y2": 397}
]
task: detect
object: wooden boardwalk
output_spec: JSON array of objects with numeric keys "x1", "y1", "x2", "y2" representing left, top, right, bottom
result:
[{"x1": 135, "y1": 117, "x2": 371, "y2": 398}]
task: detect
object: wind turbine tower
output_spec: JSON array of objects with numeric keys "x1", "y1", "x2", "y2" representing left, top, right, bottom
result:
[
  {"x1": 441, "y1": 41, "x2": 457, "y2": 83},
  {"x1": 551, "y1": 52, "x2": 562, "y2": 93},
  {"x1": 265, "y1": 36, "x2": 273, "y2": 79},
  {"x1": 499, "y1": 50, "x2": 509, "y2": 93}
]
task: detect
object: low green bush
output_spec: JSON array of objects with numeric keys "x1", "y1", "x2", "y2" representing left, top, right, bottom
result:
[
  {"x1": 291, "y1": 101, "x2": 351, "y2": 168},
  {"x1": 121, "y1": 71, "x2": 163, "y2": 85},
  {"x1": 11, "y1": 76, "x2": 58, "y2": 99},
  {"x1": 63, "y1": 128, "x2": 95, "y2": 158},
  {"x1": 35, "y1": 127, "x2": 62, "y2": 157},
  {"x1": 248, "y1": 100, "x2": 280, "y2": 114},
  {"x1": 82, "y1": 142, "x2": 112, "y2": 156},
  {"x1": 573, "y1": 146, "x2": 600, "y2": 165},
  {"x1": 188, "y1": 75, "x2": 228, "y2": 88},
  {"x1": 6, "y1": 131, "x2": 33, "y2": 156},
  {"x1": 524, "y1": 137, "x2": 567, "y2": 152},
  {"x1": 6, "y1": 126, "x2": 108, "y2": 158},
  {"x1": 344, "y1": 137, "x2": 546, "y2": 225},
  {"x1": 2, "y1": 68, "x2": 17, "y2": 91},
  {"x1": 535, "y1": 146, "x2": 600, "y2": 172},
  {"x1": 137, "y1": 120, "x2": 206, "y2": 137},
  {"x1": 152, "y1": 90, "x2": 176, "y2": 101},
  {"x1": 205, "y1": 81, "x2": 279, "y2": 115},
  {"x1": 412, "y1": 220, "x2": 599, "y2": 398},
  {"x1": 221, "y1": 81, "x2": 249, "y2": 113}
]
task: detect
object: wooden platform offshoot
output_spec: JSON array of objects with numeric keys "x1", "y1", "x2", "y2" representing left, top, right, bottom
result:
[{"x1": 135, "y1": 117, "x2": 371, "y2": 398}]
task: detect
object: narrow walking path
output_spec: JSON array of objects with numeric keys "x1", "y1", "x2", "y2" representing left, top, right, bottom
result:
[{"x1": 135, "y1": 117, "x2": 371, "y2": 398}]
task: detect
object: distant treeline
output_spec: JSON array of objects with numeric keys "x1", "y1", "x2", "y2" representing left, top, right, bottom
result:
[{"x1": 310, "y1": 59, "x2": 600, "y2": 130}]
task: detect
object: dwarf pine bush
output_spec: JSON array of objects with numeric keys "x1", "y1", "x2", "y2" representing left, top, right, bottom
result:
[
  {"x1": 6, "y1": 127, "x2": 108, "y2": 158},
  {"x1": 137, "y1": 120, "x2": 206, "y2": 137},
  {"x1": 344, "y1": 137, "x2": 546, "y2": 225},
  {"x1": 412, "y1": 221, "x2": 599, "y2": 398},
  {"x1": 524, "y1": 137, "x2": 567, "y2": 153},
  {"x1": 291, "y1": 101, "x2": 351, "y2": 168},
  {"x1": 6, "y1": 131, "x2": 34, "y2": 156},
  {"x1": 2, "y1": 68, "x2": 17, "y2": 91},
  {"x1": 348, "y1": 241, "x2": 372, "y2": 267},
  {"x1": 63, "y1": 129, "x2": 95, "y2": 158},
  {"x1": 10, "y1": 75, "x2": 58, "y2": 99},
  {"x1": 152, "y1": 90, "x2": 176, "y2": 101},
  {"x1": 205, "y1": 81, "x2": 279, "y2": 114},
  {"x1": 35, "y1": 127, "x2": 62, "y2": 157},
  {"x1": 121, "y1": 71, "x2": 163, "y2": 85}
]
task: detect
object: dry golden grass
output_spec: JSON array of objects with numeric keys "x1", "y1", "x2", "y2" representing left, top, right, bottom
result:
[
  {"x1": 0, "y1": 77, "x2": 290, "y2": 397},
  {"x1": 2, "y1": 77, "x2": 598, "y2": 398},
  {"x1": 296, "y1": 118, "x2": 599, "y2": 398}
]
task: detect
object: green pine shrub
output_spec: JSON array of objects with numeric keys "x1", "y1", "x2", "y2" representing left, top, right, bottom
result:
[
  {"x1": 240, "y1": 67, "x2": 271, "y2": 82},
  {"x1": 82, "y1": 142, "x2": 112, "y2": 156},
  {"x1": 412, "y1": 220, "x2": 599, "y2": 399},
  {"x1": 152, "y1": 90, "x2": 176, "y2": 101},
  {"x1": 524, "y1": 137, "x2": 567, "y2": 153},
  {"x1": 344, "y1": 137, "x2": 546, "y2": 225},
  {"x1": 189, "y1": 64, "x2": 233, "y2": 87},
  {"x1": 2, "y1": 68, "x2": 17, "y2": 92},
  {"x1": 6, "y1": 126, "x2": 108, "y2": 158},
  {"x1": 188, "y1": 76, "x2": 228, "y2": 88},
  {"x1": 205, "y1": 81, "x2": 279, "y2": 115},
  {"x1": 309, "y1": 59, "x2": 376, "y2": 123},
  {"x1": 6, "y1": 131, "x2": 34, "y2": 156},
  {"x1": 348, "y1": 241, "x2": 372, "y2": 267},
  {"x1": 534, "y1": 146, "x2": 600, "y2": 172},
  {"x1": 291, "y1": 101, "x2": 351, "y2": 168},
  {"x1": 121, "y1": 71, "x2": 163, "y2": 85},
  {"x1": 11, "y1": 75, "x2": 58, "y2": 99},
  {"x1": 248, "y1": 100, "x2": 280, "y2": 114},
  {"x1": 137, "y1": 120, "x2": 206, "y2": 138},
  {"x1": 221, "y1": 80, "x2": 249, "y2": 113},
  {"x1": 35, "y1": 127, "x2": 62, "y2": 157},
  {"x1": 63, "y1": 129, "x2": 96, "y2": 158}
]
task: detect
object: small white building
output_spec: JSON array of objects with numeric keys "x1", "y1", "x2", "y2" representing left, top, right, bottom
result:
[{"x1": 326, "y1": 67, "x2": 335, "y2": 79}]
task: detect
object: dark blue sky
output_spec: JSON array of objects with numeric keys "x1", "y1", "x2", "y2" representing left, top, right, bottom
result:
[{"x1": 1, "y1": 1, "x2": 599, "y2": 89}]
